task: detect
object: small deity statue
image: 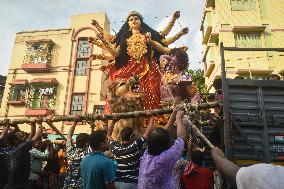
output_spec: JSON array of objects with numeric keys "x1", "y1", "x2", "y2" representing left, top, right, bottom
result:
[{"x1": 160, "y1": 48, "x2": 200, "y2": 105}]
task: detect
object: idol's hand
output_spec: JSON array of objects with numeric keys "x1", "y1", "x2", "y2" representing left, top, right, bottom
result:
[
  {"x1": 182, "y1": 27, "x2": 189, "y2": 35},
  {"x1": 173, "y1": 11, "x2": 180, "y2": 19}
]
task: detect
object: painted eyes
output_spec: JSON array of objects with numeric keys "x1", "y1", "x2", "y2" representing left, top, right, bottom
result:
[{"x1": 129, "y1": 16, "x2": 139, "y2": 22}]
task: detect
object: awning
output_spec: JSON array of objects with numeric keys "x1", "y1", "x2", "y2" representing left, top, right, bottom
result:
[
  {"x1": 9, "y1": 79, "x2": 29, "y2": 86},
  {"x1": 236, "y1": 69, "x2": 273, "y2": 75},
  {"x1": 47, "y1": 134, "x2": 76, "y2": 140},
  {"x1": 29, "y1": 78, "x2": 58, "y2": 86},
  {"x1": 233, "y1": 26, "x2": 266, "y2": 33}
]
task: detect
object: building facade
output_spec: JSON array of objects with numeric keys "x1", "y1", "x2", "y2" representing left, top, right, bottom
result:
[
  {"x1": 201, "y1": 0, "x2": 284, "y2": 91},
  {"x1": 0, "y1": 13, "x2": 109, "y2": 135}
]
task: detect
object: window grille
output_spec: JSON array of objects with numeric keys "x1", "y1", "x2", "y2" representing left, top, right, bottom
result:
[
  {"x1": 77, "y1": 39, "x2": 90, "y2": 58},
  {"x1": 75, "y1": 60, "x2": 87, "y2": 76},
  {"x1": 10, "y1": 86, "x2": 27, "y2": 101},
  {"x1": 70, "y1": 94, "x2": 85, "y2": 115}
]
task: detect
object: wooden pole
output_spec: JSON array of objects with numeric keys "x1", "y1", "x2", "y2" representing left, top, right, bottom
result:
[
  {"x1": 191, "y1": 124, "x2": 214, "y2": 149},
  {"x1": 0, "y1": 102, "x2": 220, "y2": 125},
  {"x1": 46, "y1": 122, "x2": 67, "y2": 141}
]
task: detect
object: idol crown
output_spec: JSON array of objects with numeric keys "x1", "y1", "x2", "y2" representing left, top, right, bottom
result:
[{"x1": 127, "y1": 11, "x2": 143, "y2": 20}]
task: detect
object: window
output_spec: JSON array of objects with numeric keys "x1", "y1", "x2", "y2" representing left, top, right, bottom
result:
[
  {"x1": 235, "y1": 33, "x2": 261, "y2": 48},
  {"x1": 93, "y1": 105, "x2": 104, "y2": 114},
  {"x1": 75, "y1": 39, "x2": 90, "y2": 76},
  {"x1": 10, "y1": 86, "x2": 27, "y2": 101},
  {"x1": 77, "y1": 39, "x2": 90, "y2": 58},
  {"x1": 231, "y1": 0, "x2": 255, "y2": 11},
  {"x1": 75, "y1": 60, "x2": 87, "y2": 76},
  {"x1": 70, "y1": 94, "x2": 85, "y2": 115}
]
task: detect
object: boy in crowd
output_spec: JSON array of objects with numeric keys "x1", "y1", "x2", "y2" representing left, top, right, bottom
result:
[
  {"x1": 107, "y1": 117, "x2": 154, "y2": 189},
  {"x1": 29, "y1": 140, "x2": 51, "y2": 189},
  {"x1": 64, "y1": 116, "x2": 90, "y2": 189},
  {"x1": 80, "y1": 130, "x2": 117, "y2": 189}
]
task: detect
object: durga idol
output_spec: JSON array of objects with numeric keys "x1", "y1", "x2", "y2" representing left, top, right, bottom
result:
[{"x1": 89, "y1": 11, "x2": 189, "y2": 112}]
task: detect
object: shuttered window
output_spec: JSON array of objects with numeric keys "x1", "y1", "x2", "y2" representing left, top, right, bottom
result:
[{"x1": 235, "y1": 33, "x2": 261, "y2": 48}]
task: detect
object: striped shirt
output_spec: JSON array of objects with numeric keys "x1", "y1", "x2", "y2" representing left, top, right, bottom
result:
[{"x1": 109, "y1": 137, "x2": 146, "y2": 183}]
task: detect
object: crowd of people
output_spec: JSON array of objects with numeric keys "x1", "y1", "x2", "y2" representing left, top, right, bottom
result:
[
  {"x1": 1, "y1": 9, "x2": 284, "y2": 189},
  {"x1": 1, "y1": 108, "x2": 284, "y2": 189}
]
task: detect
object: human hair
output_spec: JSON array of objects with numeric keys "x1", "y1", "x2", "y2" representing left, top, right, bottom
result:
[
  {"x1": 89, "y1": 130, "x2": 107, "y2": 150},
  {"x1": 172, "y1": 48, "x2": 189, "y2": 71},
  {"x1": 147, "y1": 128, "x2": 172, "y2": 156},
  {"x1": 76, "y1": 133, "x2": 89, "y2": 148},
  {"x1": 234, "y1": 75, "x2": 244, "y2": 79},
  {"x1": 267, "y1": 74, "x2": 281, "y2": 80},
  {"x1": 114, "y1": 11, "x2": 164, "y2": 69},
  {"x1": 191, "y1": 150, "x2": 204, "y2": 166},
  {"x1": 120, "y1": 127, "x2": 133, "y2": 141},
  {"x1": 213, "y1": 78, "x2": 222, "y2": 90},
  {"x1": 6, "y1": 132, "x2": 18, "y2": 146}
]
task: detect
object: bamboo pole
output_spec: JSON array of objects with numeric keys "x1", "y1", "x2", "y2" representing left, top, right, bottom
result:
[
  {"x1": 0, "y1": 102, "x2": 220, "y2": 125},
  {"x1": 46, "y1": 122, "x2": 67, "y2": 141},
  {"x1": 191, "y1": 124, "x2": 215, "y2": 149}
]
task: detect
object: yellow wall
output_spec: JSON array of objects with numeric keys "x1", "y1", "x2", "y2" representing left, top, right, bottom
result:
[
  {"x1": 201, "y1": 0, "x2": 284, "y2": 91},
  {"x1": 0, "y1": 13, "x2": 109, "y2": 135}
]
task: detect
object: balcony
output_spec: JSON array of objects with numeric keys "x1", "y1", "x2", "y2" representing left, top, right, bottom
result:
[
  {"x1": 236, "y1": 69, "x2": 272, "y2": 75},
  {"x1": 7, "y1": 100, "x2": 25, "y2": 106},
  {"x1": 7, "y1": 79, "x2": 28, "y2": 106},
  {"x1": 205, "y1": 61, "x2": 215, "y2": 77},
  {"x1": 22, "y1": 39, "x2": 54, "y2": 73},
  {"x1": 25, "y1": 109, "x2": 53, "y2": 117},
  {"x1": 21, "y1": 63, "x2": 51, "y2": 73},
  {"x1": 206, "y1": 0, "x2": 215, "y2": 8},
  {"x1": 29, "y1": 78, "x2": 58, "y2": 86},
  {"x1": 208, "y1": 33, "x2": 219, "y2": 44},
  {"x1": 25, "y1": 78, "x2": 57, "y2": 117},
  {"x1": 201, "y1": 11, "x2": 213, "y2": 44},
  {"x1": 233, "y1": 26, "x2": 266, "y2": 33}
]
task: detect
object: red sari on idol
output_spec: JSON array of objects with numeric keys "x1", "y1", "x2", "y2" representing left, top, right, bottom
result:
[{"x1": 104, "y1": 56, "x2": 161, "y2": 114}]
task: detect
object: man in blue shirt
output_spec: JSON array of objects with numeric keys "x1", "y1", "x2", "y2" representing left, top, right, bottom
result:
[{"x1": 80, "y1": 130, "x2": 117, "y2": 189}]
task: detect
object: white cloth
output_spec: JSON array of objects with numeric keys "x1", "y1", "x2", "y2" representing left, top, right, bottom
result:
[{"x1": 236, "y1": 163, "x2": 284, "y2": 189}]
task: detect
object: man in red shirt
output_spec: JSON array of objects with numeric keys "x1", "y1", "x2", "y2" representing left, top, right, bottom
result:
[
  {"x1": 174, "y1": 141, "x2": 213, "y2": 189},
  {"x1": 180, "y1": 149, "x2": 213, "y2": 189}
]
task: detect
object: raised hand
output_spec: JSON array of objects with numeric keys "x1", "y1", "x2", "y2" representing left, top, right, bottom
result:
[{"x1": 173, "y1": 11, "x2": 180, "y2": 19}]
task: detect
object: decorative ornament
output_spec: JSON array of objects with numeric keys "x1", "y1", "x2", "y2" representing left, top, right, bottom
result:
[
  {"x1": 38, "y1": 87, "x2": 54, "y2": 96},
  {"x1": 127, "y1": 33, "x2": 147, "y2": 62}
]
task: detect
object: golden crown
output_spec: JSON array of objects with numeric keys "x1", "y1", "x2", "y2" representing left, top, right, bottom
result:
[{"x1": 127, "y1": 11, "x2": 143, "y2": 21}]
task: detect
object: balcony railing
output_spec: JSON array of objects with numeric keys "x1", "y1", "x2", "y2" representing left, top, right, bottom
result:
[{"x1": 25, "y1": 97, "x2": 55, "y2": 117}]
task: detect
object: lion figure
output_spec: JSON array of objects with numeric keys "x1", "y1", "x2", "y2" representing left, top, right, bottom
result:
[{"x1": 107, "y1": 76, "x2": 144, "y2": 141}]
